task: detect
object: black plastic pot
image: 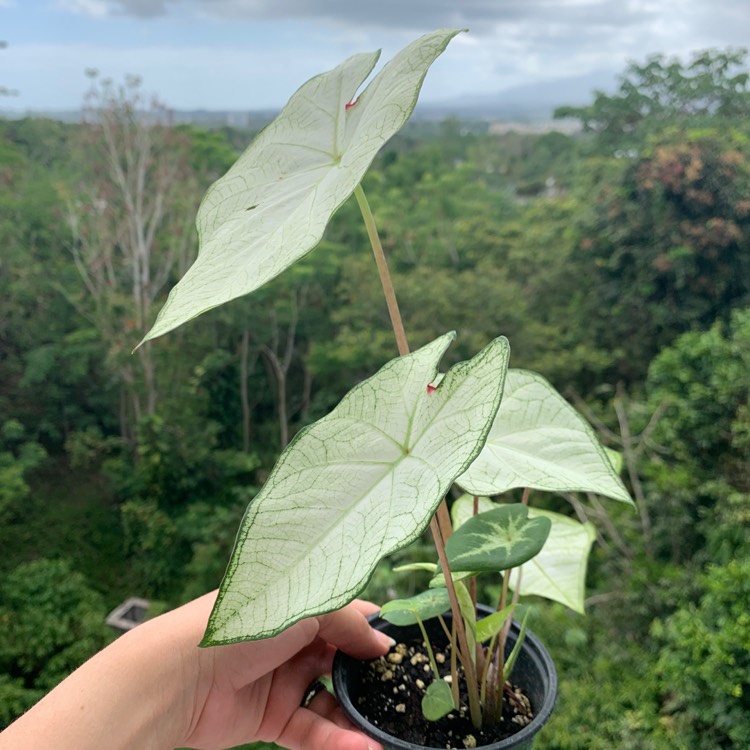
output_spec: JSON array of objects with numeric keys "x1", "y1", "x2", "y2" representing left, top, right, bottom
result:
[{"x1": 333, "y1": 606, "x2": 557, "y2": 750}]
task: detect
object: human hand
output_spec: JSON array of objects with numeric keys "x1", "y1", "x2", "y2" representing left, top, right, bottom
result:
[
  {"x1": 172, "y1": 592, "x2": 390, "y2": 750},
  {"x1": 0, "y1": 591, "x2": 389, "y2": 750}
]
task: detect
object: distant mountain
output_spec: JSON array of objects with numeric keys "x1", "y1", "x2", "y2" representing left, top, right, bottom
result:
[
  {"x1": 417, "y1": 70, "x2": 619, "y2": 120},
  {"x1": 1, "y1": 71, "x2": 620, "y2": 128}
]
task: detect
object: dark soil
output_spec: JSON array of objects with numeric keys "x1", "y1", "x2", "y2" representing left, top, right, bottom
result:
[{"x1": 352, "y1": 637, "x2": 534, "y2": 749}]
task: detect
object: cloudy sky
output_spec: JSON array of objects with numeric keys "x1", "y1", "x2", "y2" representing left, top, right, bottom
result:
[{"x1": 2, "y1": 0, "x2": 749, "y2": 113}]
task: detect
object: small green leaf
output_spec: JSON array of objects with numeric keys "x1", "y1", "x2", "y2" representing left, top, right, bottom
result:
[
  {"x1": 428, "y1": 568, "x2": 476, "y2": 589},
  {"x1": 452, "y1": 497, "x2": 597, "y2": 613},
  {"x1": 141, "y1": 28, "x2": 464, "y2": 344},
  {"x1": 604, "y1": 447, "x2": 624, "y2": 475},
  {"x1": 380, "y1": 589, "x2": 451, "y2": 626},
  {"x1": 455, "y1": 580, "x2": 476, "y2": 656},
  {"x1": 475, "y1": 604, "x2": 516, "y2": 644},
  {"x1": 457, "y1": 369, "x2": 632, "y2": 504},
  {"x1": 203, "y1": 333, "x2": 509, "y2": 643},
  {"x1": 422, "y1": 679, "x2": 455, "y2": 721},
  {"x1": 393, "y1": 562, "x2": 438, "y2": 575},
  {"x1": 504, "y1": 608, "x2": 531, "y2": 679},
  {"x1": 445, "y1": 504, "x2": 551, "y2": 573}
]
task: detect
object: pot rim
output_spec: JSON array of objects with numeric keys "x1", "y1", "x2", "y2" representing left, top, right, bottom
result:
[{"x1": 333, "y1": 608, "x2": 558, "y2": 750}]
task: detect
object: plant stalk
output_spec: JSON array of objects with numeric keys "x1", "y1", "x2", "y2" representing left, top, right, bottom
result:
[
  {"x1": 354, "y1": 184, "x2": 410, "y2": 357},
  {"x1": 354, "y1": 181, "x2": 481, "y2": 726}
]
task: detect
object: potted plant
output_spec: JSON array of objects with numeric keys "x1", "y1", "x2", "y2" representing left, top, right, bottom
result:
[{"x1": 139, "y1": 28, "x2": 632, "y2": 749}]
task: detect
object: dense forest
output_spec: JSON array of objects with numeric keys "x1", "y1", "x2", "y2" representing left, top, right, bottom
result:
[{"x1": 1, "y1": 49, "x2": 749, "y2": 749}]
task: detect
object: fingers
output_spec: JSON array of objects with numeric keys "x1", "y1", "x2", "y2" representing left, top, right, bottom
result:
[
  {"x1": 317, "y1": 601, "x2": 393, "y2": 659},
  {"x1": 275, "y1": 703, "x2": 382, "y2": 750},
  {"x1": 350, "y1": 599, "x2": 380, "y2": 618}
]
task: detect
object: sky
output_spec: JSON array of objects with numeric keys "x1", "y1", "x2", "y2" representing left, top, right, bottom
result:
[{"x1": 2, "y1": 0, "x2": 749, "y2": 114}]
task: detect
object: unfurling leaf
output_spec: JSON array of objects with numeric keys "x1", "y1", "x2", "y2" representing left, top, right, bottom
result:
[{"x1": 475, "y1": 604, "x2": 517, "y2": 644}]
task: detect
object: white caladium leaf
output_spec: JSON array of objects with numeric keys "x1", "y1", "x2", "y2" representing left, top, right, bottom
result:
[
  {"x1": 203, "y1": 332, "x2": 509, "y2": 643},
  {"x1": 457, "y1": 369, "x2": 632, "y2": 504},
  {"x1": 451, "y1": 495, "x2": 596, "y2": 613},
  {"x1": 514, "y1": 508, "x2": 596, "y2": 614},
  {"x1": 141, "y1": 28, "x2": 463, "y2": 344}
]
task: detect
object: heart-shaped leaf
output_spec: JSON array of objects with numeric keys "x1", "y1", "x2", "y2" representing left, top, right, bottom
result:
[
  {"x1": 451, "y1": 495, "x2": 596, "y2": 613},
  {"x1": 380, "y1": 588, "x2": 451, "y2": 627},
  {"x1": 457, "y1": 369, "x2": 632, "y2": 504},
  {"x1": 445, "y1": 503, "x2": 551, "y2": 573},
  {"x1": 422, "y1": 679, "x2": 455, "y2": 721},
  {"x1": 202, "y1": 332, "x2": 509, "y2": 643},
  {"x1": 141, "y1": 28, "x2": 463, "y2": 344},
  {"x1": 513, "y1": 508, "x2": 596, "y2": 614}
]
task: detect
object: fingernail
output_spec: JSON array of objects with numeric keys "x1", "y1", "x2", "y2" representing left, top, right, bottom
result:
[{"x1": 375, "y1": 630, "x2": 397, "y2": 650}]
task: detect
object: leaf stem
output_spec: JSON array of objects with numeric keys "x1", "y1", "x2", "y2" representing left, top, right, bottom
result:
[
  {"x1": 432, "y1": 519, "x2": 483, "y2": 728},
  {"x1": 355, "y1": 181, "x2": 479, "y2": 725},
  {"x1": 353, "y1": 184, "x2": 410, "y2": 357}
]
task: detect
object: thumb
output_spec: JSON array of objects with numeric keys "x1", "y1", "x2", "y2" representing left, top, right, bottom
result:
[{"x1": 316, "y1": 602, "x2": 394, "y2": 659}]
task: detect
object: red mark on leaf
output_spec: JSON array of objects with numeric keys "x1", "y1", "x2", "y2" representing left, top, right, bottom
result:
[
  {"x1": 345, "y1": 97, "x2": 359, "y2": 110},
  {"x1": 427, "y1": 384, "x2": 437, "y2": 394}
]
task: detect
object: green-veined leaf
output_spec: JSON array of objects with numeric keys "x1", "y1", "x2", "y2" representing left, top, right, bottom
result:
[
  {"x1": 445, "y1": 503, "x2": 551, "y2": 573},
  {"x1": 457, "y1": 369, "x2": 632, "y2": 504},
  {"x1": 202, "y1": 332, "x2": 509, "y2": 643},
  {"x1": 604, "y1": 447, "x2": 624, "y2": 475},
  {"x1": 141, "y1": 28, "x2": 463, "y2": 344},
  {"x1": 452, "y1": 496, "x2": 597, "y2": 613}
]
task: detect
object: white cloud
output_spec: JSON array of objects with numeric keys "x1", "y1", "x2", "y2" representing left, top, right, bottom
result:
[
  {"x1": 55, "y1": 0, "x2": 110, "y2": 17},
  {"x1": 8, "y1": 0, "x2": 748, "y2": 112},
  {"x1": 55, "y1": 0, "x2": 167, "y2": 17}
]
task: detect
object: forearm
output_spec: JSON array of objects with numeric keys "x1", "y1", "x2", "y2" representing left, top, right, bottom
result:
[{"x1": 0, "y1": 602, "x2": 201, "y2": 750}]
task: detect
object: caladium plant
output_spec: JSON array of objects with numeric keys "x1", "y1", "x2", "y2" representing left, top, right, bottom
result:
[{"x1": 141, "y1": 27, "x2": 632, "y2": 732}]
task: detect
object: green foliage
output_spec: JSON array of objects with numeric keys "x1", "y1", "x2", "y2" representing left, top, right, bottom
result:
[
  {"x1": 446, "y1": 504, "x2": 551, "y2": 572},
  {"x1": 2, "y1": 35, "x2": 750, "y2": 744},
  {"x1": 567, "y1": 132, "x2": 750, "y2": 382},
  {"x1": 0, "y1": 420, "x2": 46, "y2": 522},
  {"x1": 643, "y1": 309, "x2": 750, "y2": 562},
  {"x1": 652, "y1": 558, "x2": 750, "y2": 749},
  {"x1": 556, "y1": 48, "x2": 750, "y2": 149},
  {"x1": 647, "y1": 311, "x2": 750, "y2": 472},
  {"x1": 113, "y1": 410, "x2": 258, "y2": 598},
  {"x1": 0, "y1": 559, "x2": 112, "y2": 728}
]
